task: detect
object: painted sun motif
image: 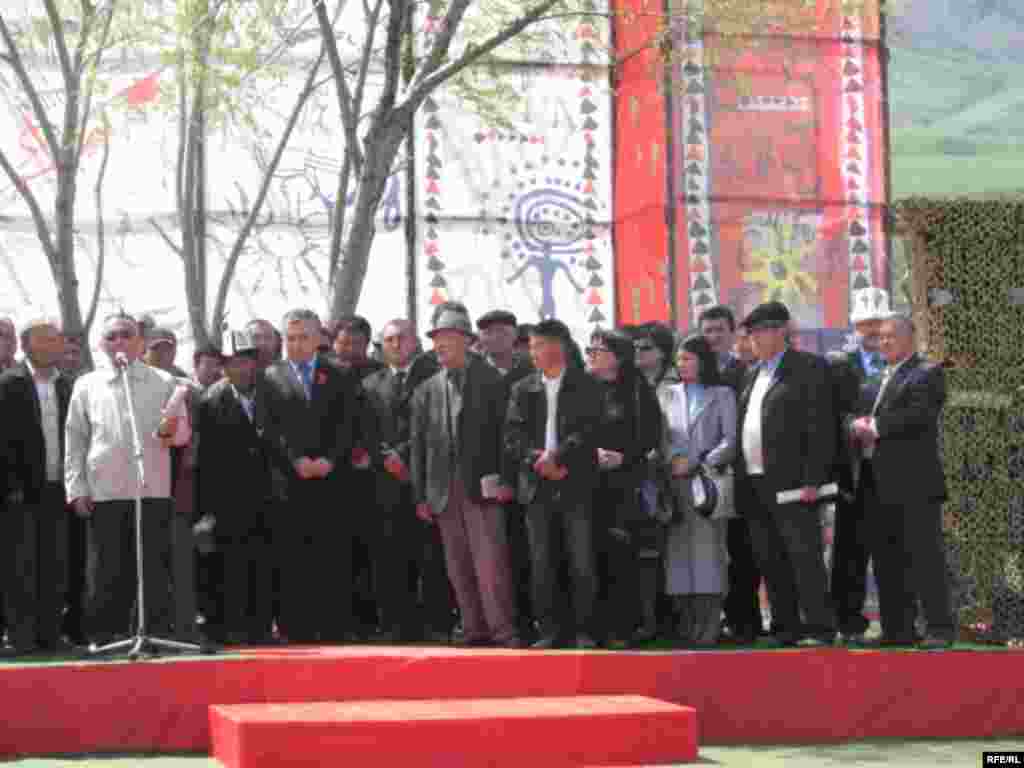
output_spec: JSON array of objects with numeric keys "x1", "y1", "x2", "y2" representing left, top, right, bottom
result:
[{"x1": 742, "y1": 213, "x2": 819, "y2": 306}]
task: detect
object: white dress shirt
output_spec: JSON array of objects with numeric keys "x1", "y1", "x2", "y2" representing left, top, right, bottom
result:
[
  {"x1": 65, "y1": 361, "x2": 191, "y2": 503},
  {"x1": 862, "y1": 354, "x2": 913, "y2": 459},
  {"x1": 542, "y1": 369, "x2": 565, "y2": 452},
  {"x1": 26, "y1": 359, "x2": 61, "y2": 483},
  {"x1": 741, "y1": 351, "x2": 784, "y2": 476},
  {"x1": 232, "y1": 384, "x2": 255, "y2": 422}
]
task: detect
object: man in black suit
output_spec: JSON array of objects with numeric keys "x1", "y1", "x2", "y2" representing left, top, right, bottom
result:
[
  {"x1": 504, "y1": 319, "x2": 604, "y2": 649},
  {"x1": 332, "y1": 316, "x2": 385, "y2": 380},
  {"x1": 699, "y1": 306, "x2": 746, "y2": 392},
  {"x1": 331, "y1": 315, "x2": 386, "y2": 636},
  {"x1": 736, "y1": 302, "x2": 837, "y2": 646},
  {"x1": 0, "y1": 319, "x2": 71, "y2": 655},
  {"x1": 363, "y1": 318, "x2": 451, "y2": 641},
  {"x1": 195, "y1": 331, "x2": 274, "y2": 645},
  {"x1": 477, "y1": 310, "x2": 533, "y2": 391},
  {"x1": 260, "y1": 309, "x2": 362, "y2": 642},
  {"x1": 244, "y1": 318, "x2": 286, "y2": 631},
  {"x1": 849, "y1": 314, "x2": 954, "y2": 650},
  {"x1": 828, "y1": 288, "x2": 891, "y2": 639},
  {"x1": 410, "y1": 309, "x2": 520, "y2": 647},
  {"x1": 699, "y1": 305, "x2": 762, "y2": 644}
]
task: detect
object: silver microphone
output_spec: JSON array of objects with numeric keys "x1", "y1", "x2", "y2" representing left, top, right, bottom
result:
[{"x1": 115, "y1": 352, "x2": 130, "y2": 369}]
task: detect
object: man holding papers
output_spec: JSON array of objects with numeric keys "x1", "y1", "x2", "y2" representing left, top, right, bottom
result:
[
  {"x1": 735, "y1": 302, "x2": 837, "y2": 647},
  {"x1": 410, "y1": 309, "x2": 520, "y2": 648}
]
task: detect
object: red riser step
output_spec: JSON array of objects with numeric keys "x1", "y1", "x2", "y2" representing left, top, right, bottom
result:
[{"x1": 210, "y1": 695, "x2": 698, "y2": 768}]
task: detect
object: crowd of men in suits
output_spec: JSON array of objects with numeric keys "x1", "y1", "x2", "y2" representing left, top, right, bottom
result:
[{"x1": 0, "y1": 289, "x2": 956, "y2": 656}]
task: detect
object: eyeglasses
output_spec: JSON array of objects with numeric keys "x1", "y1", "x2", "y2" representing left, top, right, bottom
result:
[
  {"x1": 103, "y1": 330, "x2": 136, "y2": 342},
  {"x1": 634, "y1": 343, "x2": 655, "y2": 352},
  {"x1": 585, "y1": 346, "x2": 611, "y2": 355}
]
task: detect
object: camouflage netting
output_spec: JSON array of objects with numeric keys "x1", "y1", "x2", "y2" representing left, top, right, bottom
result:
[{"x1": 895, "y1": 197, "x2": 1024, "y2": 641}]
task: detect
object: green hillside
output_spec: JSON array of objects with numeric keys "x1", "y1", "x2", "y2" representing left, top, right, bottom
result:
[{"x1": 887, "y1": 16, "x2": 1024, "y2": 198}]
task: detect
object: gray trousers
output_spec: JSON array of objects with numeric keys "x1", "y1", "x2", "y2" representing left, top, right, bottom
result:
[{"x1": 437, "y1": 475, "x2": 518, "y2": 643}]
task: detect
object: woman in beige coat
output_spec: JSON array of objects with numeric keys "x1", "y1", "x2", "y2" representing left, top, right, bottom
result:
[{"x1": 658, "y1": 335, "x2": 738, "y2": 646}]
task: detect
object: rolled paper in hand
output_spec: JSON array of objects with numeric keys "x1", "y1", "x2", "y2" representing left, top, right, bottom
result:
[{"x1": 481, "y1": 473, "x2": 501, "y2": 499}]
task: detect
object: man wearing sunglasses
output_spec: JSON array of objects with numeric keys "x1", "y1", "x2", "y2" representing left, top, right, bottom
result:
[{"x1": 64, "y1": 313, "x2": 191, "y2": 647}]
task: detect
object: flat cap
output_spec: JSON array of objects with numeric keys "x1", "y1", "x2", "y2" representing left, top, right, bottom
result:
[
  {"x1": 740, "y1": 301, "x2": 791, "y2": 331},
  {"x1": 476, "y1": 309, "x2": 518, "y2": 330}
]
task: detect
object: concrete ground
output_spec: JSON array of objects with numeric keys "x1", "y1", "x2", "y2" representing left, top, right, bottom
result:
[{"x1": 5, "y1": 740, "x2": 1023, "y2": 767}]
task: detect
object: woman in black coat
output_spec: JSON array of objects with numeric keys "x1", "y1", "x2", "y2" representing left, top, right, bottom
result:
[{"x1": 586, "y1": 329, "x2": 664, "y2": 646}]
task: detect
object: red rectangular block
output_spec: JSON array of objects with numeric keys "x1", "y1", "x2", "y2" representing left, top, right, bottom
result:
[{"x1": 210, "y1": 695, "x2": 698, "y2": 768}]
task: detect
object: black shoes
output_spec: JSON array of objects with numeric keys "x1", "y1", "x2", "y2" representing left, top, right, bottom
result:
[
  {"x1": 844, "y1": 632, "x2": 952, "y2": 650},
  {"x1": 916, "y1": 635, "x2": 954, "y2": 651},
  {"x1": 530, "y1": 633, "x2": 559, "y2": 650}
]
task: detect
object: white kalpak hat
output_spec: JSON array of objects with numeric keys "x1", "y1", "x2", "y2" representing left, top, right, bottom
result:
[{"x1": 849, "y1": 287, "x2": 892, "y2": 325}]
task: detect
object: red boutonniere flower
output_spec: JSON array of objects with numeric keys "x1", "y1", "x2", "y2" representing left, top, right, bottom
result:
[{"x1": 316, "y1": 371, "x2": 328, "y2": 386}]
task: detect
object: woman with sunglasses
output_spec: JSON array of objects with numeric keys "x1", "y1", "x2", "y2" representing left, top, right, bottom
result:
[
  {"x1": 658, "y1": 334, "x2": 737, "y2": 647},
  {"x1": 586, "y1": 329, "x2": 663, "y2": 646}
]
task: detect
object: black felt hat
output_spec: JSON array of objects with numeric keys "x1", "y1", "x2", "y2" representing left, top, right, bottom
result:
[
  {"x1": 740, "y1": 301, "x2": 791, "y2": 331},
  {"x1": 477, "y1": 309, "x2": 518, "y2": 330}
]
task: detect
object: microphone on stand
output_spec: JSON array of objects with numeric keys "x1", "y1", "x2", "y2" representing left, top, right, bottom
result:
[{"x1": 115, "y1": 352, "x2": 130, "y2": 369}]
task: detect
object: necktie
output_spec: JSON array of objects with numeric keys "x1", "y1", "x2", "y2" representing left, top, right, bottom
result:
[
  {"x1": 447, "y1": 370, "x2": 463, "y2": 457},
  {"x1": 869, "y1": 353, "x2": 884, "y2": 377},
  {"x1": 299, "y1": 361, "x2": 313, "y2": 399},
  {"x1": 394, "y1": 370, "x2": 407, "y2": 399},
  {"x1": 448, "y1": 369, "x2": 463, "y2": 395},
  {"x1": 871, "y1": 366, "x2": 893, "y2": 416}
]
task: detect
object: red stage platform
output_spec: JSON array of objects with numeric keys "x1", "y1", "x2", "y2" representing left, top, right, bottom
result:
[
  {"x1": 0, "y1": 646, "x2": 1022, "y2": 759},
  {"x1": 210, "y1": 695, "x2": 699, "y2": 768}
]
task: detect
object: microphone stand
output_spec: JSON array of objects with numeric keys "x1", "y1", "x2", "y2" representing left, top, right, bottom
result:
[{"x1": 91, "y1": 359, "x2": 201, "y2": 660}]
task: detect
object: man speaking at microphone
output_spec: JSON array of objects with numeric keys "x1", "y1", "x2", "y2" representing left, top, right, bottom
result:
[{"x1": 64, "y1": 313, "x2": 191, "y2": 647}]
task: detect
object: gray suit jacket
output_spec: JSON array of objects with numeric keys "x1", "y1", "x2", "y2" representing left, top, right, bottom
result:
[{"x1": 410, "y1": 355, "x2": 507, "y2": 514}]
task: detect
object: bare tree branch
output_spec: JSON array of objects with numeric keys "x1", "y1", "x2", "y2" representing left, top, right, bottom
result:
[
  {"x1": 149, "y1": 217, "x2": 183, "y2": 256},
  {"x1": 352, "y1": 0, "x2": 384, "y2": 121},
  {"x1": 211, "y1": 46, "x2": 327, "y2": 335},
  {"x1": 41, "y1": 0, "x2": 75, "y2": 82},
  {"x1": 327, "y1": 149, "x2": 352, "y2": 289},
  {"x1": 313, "y1": 0, "x2": 364, "y2": 176},
  {"x1": 404, "y1": 0, "x2": 563, "y2": 111},
  {"x1": 175, "y1": 48, "x2": 187, "y2": 221},
  {"x1": 75, "y1": 1, "x2": 117, "y2": 168},
  {"x1": 376, "y1": 0, "x2": 406, "y2": 113},
  {"x1": 0, "y1": 13, "x2": 62, "y2": 159},
  {"x1": 0, "y1": 146, "x2": 57, "y2": 265},
  {"x1": 85, "y1": 112, "x2": 111, "y2": 334}
]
